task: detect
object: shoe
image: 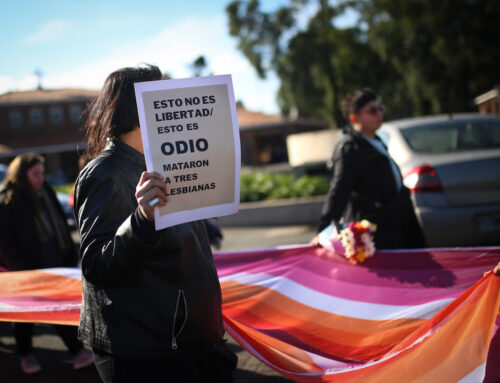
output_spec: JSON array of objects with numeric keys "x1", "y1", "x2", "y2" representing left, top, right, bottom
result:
[
  {"x1": 20, "y1": 354, "x2": 42, "y2": 375},
  {"x1": 72, "y1": 348, "x2": 94, "y2": 370}
]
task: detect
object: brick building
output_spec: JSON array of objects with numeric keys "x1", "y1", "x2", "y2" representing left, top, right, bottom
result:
[
  {"x1": 237, "y1": 106, "x2": 328, "y2": 166},
  {"x1": 0, "y1": 88, "x2": 329, "y2": 182},
  {"x1": 0, "y1": 88, "x2": 97, "y2": 182},
  {"x1": 474, "y1": 87, "x2": 500, "y2": 116}
]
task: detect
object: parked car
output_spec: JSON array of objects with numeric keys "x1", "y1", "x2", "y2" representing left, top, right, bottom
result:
[
  {"x1": 56, "y1": 191, "x2": 76, "y2": 230},
  {"x1": 0, "y1": 163, "x2": 6, "y2": 182},
  {"x1": 378, "y1": 113, "x2": 500, "y2": 247}
]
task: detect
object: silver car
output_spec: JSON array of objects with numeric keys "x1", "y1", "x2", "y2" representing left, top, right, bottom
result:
[
  {"x1": 378, "y1": 113, "x2": 500, "y2": 247},
  {"x1": 0, "y1": 164, "x2": 6, "y2": 181}
]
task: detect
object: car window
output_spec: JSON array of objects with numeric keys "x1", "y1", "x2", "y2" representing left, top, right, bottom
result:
[
  {"x1": 0, "y1": 164, "x2": 6, "y2": 182},
  {"x1": 400, "y1": 119, "x2": 500, "y2": 153},
  {"x1": 376, "y1": 130, "x2": 390, "y2": 147}
]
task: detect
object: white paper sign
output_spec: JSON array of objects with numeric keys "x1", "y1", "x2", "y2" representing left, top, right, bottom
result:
[{"x1": 134, "y1": 75, "x2": 240, "y2": 230}]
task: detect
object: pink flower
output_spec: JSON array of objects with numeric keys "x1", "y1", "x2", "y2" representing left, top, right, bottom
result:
[{"x1": 337, "y1": 220, "x2": 377, "y2": 264}]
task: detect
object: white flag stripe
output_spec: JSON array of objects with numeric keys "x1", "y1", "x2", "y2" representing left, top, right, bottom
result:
[
  {"x1": 458, "y1": 363, "x2": 486, "y2": 383},
  {"x1": 41, "y1": 267, "x2": 82, "y2": 280},
  {"x1": 220, "y1": 272, "x2": 453, "y2": 320},
  {"x1": 0, "y1": 303, "x2": 81, "y2": 313}
]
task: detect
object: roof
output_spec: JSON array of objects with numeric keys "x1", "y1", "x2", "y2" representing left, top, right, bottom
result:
[
  {"x1": 474, "y1": 88, "x2": 499, "y2": 105},
  {"x1": 237, "y1": 106, "x2": 284, "y2": 128},
  {"x1": 236, "y1": 106, "x2": 328, "y2": 130},
  {"x1": 0, "y1": 90, "x2": 327, "y2": 130},
  {"x1": 0, "y1": 88, "x2": 98, "y2": 106}
]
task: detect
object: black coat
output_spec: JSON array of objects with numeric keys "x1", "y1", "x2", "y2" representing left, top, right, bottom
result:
[
  {"x1": 74, "y1": 139, "x2": 224, "y2": 357},
  {"x1": 318, "y1": 127, "x2": 426, "y2": 249},
  {"x1": 0, "y1": 182, "x2": 77, "y2": 270}
]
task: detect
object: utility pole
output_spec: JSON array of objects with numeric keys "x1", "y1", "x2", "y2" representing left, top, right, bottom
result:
[{"x1": 34, "y1": 68, "x2": 43, "y2": 90}]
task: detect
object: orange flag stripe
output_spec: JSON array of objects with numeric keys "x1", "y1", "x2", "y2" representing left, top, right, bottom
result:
[
  {"x1": 222, "y1": 281, "x2": 425, "y2": 360},
  {"x1": 328, "y1": 273, "x2": 500, "y2": 383},
  {"x1": 0, "y1": 269, "x2": 81, "y2": 300},
  {"x1": 223, "y1": 273, "x2": 500, "y2": 382},
  {"x1": 0, "y1": 311, "x2": 80, "y2": 326}
]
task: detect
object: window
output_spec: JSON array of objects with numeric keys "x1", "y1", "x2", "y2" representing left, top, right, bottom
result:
[
  {"x1": 9, "y1": 110, "x2": 23, "y2": 127},
  {"x1": 401, "y1": 119, "x2": 500, "y2": 153},
  {"x1": 50, "y1": 106, "x2": 63, "y2": 124},
  {"x1": 29, "y1": 108, "x2": 44, "y2": 126},
  {"x1": 69, "y1": 104, "x2": 82, "y2": 123},
  {"x1": 377, "y1": 130, "x2": 391, "y2": 147}
]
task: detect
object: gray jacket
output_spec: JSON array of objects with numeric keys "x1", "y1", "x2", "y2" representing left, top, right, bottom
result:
[{"x1": 74, "y1": 139, "x2": 224, "y2": 357}]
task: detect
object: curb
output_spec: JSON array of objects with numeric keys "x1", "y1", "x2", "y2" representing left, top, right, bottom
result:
[{"x1": 216, "y1": 195, "x2": 325, "y2": 227}]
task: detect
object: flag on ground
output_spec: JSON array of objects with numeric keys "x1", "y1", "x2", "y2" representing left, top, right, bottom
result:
[{"x1": 0, "y1": 246, "x2": 499, "y2": 382}]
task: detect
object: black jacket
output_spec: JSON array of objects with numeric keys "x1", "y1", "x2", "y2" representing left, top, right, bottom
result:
[
  {"x1": 318, "y1": 127, "x2": 426, "y2": 249},
  {"x1": 74, "y1": 139, "x2": 224, "y2": 357},
  {"x1": 0, "y1": 182, "x2": 77, "y2": 270}
]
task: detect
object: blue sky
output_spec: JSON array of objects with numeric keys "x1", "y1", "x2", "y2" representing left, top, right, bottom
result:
[{"x1": 0, "y1": 0, "x2": 289, "y2": 114}]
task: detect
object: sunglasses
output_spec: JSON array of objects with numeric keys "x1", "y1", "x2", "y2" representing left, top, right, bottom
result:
[{"x1": 362, "y1": 104, "x2": 385, "y2": 115}]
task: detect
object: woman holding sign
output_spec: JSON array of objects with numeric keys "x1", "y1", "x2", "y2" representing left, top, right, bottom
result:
[{"x1": 73, "y1": 65, "x2": 236, "y2": 382}]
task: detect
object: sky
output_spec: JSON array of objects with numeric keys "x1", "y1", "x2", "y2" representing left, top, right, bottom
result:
[{"x1": 0, "y1": 0, "x2": 290, "y2": 114}]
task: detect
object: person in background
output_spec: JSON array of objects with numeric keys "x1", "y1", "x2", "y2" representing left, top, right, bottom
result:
[
  {"x1": 73, "y1": 65, "x2": 236, "y2": 382},
  {"x1": 0, "y1": 153, "x2": 93, "y2": 375},
  {"x1": 313, "y1": 88, "x2": 426, "y2": 250},
  {"x1": 68, "y1": 150, "x2": 91, "y2": 209}
]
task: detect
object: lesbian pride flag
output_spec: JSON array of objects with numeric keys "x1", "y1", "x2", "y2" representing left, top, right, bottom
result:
[{"x1": 1, "y1": 245, "x2": 499, "y2": 382}]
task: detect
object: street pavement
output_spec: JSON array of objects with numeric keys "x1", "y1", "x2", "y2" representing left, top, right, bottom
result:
[{"x1": 0, "y1": 225, "x2": 317, "y2": 382}]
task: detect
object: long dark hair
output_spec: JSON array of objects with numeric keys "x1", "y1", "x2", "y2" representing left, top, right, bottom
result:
[
  {"x1": 83, "y1": 65, "x2": 162, "y2": 158},
  {"x1": 2, "y1": 153, "x2": 44, "y2": 210}
]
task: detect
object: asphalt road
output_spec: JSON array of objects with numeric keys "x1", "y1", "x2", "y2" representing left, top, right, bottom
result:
[{"x1": 0, "y1": 225, "x2": 317, "y2": 383}]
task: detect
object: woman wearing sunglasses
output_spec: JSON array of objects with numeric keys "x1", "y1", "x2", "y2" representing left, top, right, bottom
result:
[{"x1": 314, "y1": 88, "x2": 426, "y2": 250}]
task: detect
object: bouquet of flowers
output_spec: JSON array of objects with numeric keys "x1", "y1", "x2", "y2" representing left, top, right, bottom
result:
[{"x1": 337, "y1": 220, "x2": 377, "y2": 264}]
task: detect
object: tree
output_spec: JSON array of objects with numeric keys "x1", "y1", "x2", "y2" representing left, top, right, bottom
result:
[
  {"x1": 277, "y1": 4, "x2": 397, "y2": 125},
  {"x1": 190, "y1": 55, "x2": 210, "y2": 77},
  {"x1": 227, "y1": 0, "x2": 500, "y2": 122},
  {"x1": 348, "y1": 0, "x2": 500, "y2": 114},
  {"x1": 227, "y1": 0, "x2": 396, "y2": 126}
]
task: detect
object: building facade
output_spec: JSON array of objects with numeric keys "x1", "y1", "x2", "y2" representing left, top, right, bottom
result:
[
  {"x1": 237, "y1": 106, "x2": 329, "y2": 167},
  {"x1": 0, "y1": 88, "x2": 97, "y2": 182},
  {"x1": 474, "y1": 87, "x2": 500, "y2": 116},
  {"x1": 0, "y1": 88, "x2": 329, "y2": 183}
]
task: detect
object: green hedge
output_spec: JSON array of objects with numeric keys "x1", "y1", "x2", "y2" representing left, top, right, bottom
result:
[
  {"x1": 55, "y1": 173, "x2": 330, "y2": 203},
  {"x1": 53, "y1": 184, "x2": 74, "y2": 194},
  {"x1": 240, "y1": 172, "x2": 329, "y2": 202}
]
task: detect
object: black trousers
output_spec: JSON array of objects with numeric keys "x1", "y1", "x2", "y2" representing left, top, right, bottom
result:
[
  {"x1": 13, "y1": 322, "x2": 83, "y2": 356},
  {"x1": 92, "y1": 347, "x2": 234, "y2": 383}
]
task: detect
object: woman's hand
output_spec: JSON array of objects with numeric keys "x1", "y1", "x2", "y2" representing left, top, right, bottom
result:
[
  {"x1": 135, "y1": 171, "x2": 168, "y2": 221},
  {"x1": 311, "y1": 225, "x2": 339, "y2": 247},
  {"x1": 310, "y1": 234, "x2": 322, "y2": 247}
]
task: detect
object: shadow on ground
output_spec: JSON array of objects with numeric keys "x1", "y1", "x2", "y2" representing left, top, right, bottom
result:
[
  {"x1": 1, "y1": 226, "x2": 311, "y2": 382},
  {"x1": 0, "y1": 322, "x2": 294, "y2": 382}
]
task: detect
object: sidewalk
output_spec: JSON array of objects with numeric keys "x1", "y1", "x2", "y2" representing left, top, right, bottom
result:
[{"x1": 0, "y1": 225, "x2": 316, "y2": 382}]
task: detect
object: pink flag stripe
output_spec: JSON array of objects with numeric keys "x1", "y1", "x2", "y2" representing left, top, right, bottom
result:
[
  {"x1": 0, "y1": 268, "x2": 81, "y2": 325},
  {"x1": 215, "y1": 246, "x2": 499, "y2": 305},
  {"x1": 220, "y1": 271, "x2": 500, "y2": 382},
  {"x1": 0, "y1": 246, "x2": 499, "y2": 382},
  {"x1": 220, "y1": 272, "x2": 453, "y2": 320}
]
